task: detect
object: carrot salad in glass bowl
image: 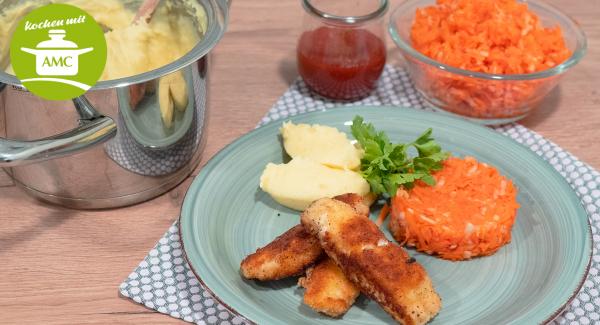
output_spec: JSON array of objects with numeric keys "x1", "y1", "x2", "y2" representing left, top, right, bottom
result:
[{"x1": 389, "y1": 0, "x2": 586, "y2": 124}]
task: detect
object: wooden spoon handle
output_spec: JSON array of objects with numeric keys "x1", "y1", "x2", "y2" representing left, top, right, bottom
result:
[{"x1": 133, "y1": 0, "x2": 161, "y2": 24}]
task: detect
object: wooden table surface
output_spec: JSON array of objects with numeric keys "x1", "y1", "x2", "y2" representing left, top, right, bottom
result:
[{"x1": 1, "y1": 0, "x2": 599, "y2": 324}]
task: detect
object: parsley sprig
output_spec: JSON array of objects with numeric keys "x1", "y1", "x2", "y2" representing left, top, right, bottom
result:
[{"x1": 351, "y1": 116, "x2": 449, "y2": 197}]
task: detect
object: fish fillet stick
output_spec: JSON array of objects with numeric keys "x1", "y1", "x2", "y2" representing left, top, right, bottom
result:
[
  {"x1": 240, "y1": 224, "x2": 321, "y2": 280},
  {"x1": 301, "y1": 198, "x2": 441, "y2": 325},
  {"x1": 240, "y1": 194, "x2": 370, "y2": 281},
  {"x1": 296, "y1": 193, "x2": 366, "y2": 317},
  {"x1": 298, "y1": 258, "x2": 360, "y2": 317}
]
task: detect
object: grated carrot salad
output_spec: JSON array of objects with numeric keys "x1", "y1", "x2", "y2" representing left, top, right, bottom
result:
[
  {"x1": 375, "y1": 203, "x2": 390, "y2": 227},
  {"x1": 409, "y1": 0, "x2": 571, "y2": 118},
  {"x1": 390, "y1": 156, "x2": 519, "y2": 260},
  {"x1": 412, "y1": 0, "x2": 570, "y2": 74}
]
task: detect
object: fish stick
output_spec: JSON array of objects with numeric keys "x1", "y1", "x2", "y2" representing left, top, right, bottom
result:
[
  {"x1": 298, "y1": 258, "x2": 360, "y2": 317},
  {"x1": 301, "y1": 198, "x2": 441, "y2": 325},
  {"x1": 333, "y1": 193, "x2": 372, "y2": 217},
  {"x1": 296, "y1": 193, "x2": 368, "y2": 317},
  {"x1": 240, "y1": 194, "x2": 370, "y2": 281},
  {"x1": 240, "y1": 224, "x2": 321, "y2": 281}
]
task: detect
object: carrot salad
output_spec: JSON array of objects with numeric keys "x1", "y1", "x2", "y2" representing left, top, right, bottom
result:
[
  {"x1": 389, "y1": 156, "x2": 519, "y2": 261},
  {"x1": 375, "y1": 203, "x2": 390, "y2": 227},
  {"x1": 412, "y1": 0, "x2": 570, "y2": 74},
  {"x1": 409, "y1": 0, "x2": 571, "y2": 118}
]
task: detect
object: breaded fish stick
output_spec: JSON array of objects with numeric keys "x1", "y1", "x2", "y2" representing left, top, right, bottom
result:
[
  {"x1": 334, "y1": 193, "x2": 372, "y2": 217},
  {"x1": 301, "y1": 198, "x2": 441, "y2": 325},
  {"x1": 296, "y1": 193, "x2": 368, "y2": 317},
  {"x1": 298, "y1": 258, "x2": 360, "y2": 317},
  {"x1": 240, "y1": 194, "x2": 370, "y2": 281},
  {"x1": 240, "y1": 224, "x2": 321, "y2": 280}
]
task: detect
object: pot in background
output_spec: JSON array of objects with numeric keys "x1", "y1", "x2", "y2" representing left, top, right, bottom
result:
[{"x1": 0, "y1": 0, "x2": 229, "y2": 209}]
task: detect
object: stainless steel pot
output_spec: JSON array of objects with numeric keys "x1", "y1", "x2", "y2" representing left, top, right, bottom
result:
[{"x1": 0, "y1": 0, "x2": 229, "y2": 209}]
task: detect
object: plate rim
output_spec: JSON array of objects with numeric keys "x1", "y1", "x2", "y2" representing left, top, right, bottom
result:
[{"x1": 179, "y1": 105, "x2": 593, "y2": 324}]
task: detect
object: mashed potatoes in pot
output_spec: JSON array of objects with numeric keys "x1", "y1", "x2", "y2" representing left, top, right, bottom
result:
[{"x1": 0, "y1": 0, "x2": 207, "y2": 80}]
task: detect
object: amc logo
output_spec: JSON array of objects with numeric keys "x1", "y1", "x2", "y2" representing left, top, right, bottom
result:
[{"x1": 21, "y1": 48, "x2": 93, "y2": 76}]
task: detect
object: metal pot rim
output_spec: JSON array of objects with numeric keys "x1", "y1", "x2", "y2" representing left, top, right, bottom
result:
[{"x1": 0, "y1": 0, "x2": 228, "y2": 90}]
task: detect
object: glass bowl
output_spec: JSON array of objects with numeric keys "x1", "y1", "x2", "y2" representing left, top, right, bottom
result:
[{"x1": 388, "y1": 0, "x2": 587, "y2": 125}]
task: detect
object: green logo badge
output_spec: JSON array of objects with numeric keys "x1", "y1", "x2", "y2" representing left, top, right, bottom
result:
[{"x1": 9, "y1": 4, "x2": 107, "y2": 101}]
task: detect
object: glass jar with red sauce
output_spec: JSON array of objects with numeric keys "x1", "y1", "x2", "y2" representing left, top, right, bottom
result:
[{"x1": 297, "y1": 0, "x2": 388, "y2": 100}]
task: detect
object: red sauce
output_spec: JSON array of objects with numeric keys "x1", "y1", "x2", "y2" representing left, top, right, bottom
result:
[{"x1": 297, "y1": 26, "x2": 386, "y2": 100}]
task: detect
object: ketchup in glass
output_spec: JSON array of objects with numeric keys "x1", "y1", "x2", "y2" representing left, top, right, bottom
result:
[{"x1": 297, "y1": 0, "x2": 388, "y2": 100}]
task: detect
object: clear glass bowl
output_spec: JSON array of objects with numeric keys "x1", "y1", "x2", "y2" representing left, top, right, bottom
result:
[{"x1": 388, "y1": 0, "x2": 587, "y2": 125}]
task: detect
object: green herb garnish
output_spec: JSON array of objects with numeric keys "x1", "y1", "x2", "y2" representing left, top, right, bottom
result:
[{"x1": 351, "y1": 116, "x2": 449, "y2": 197}]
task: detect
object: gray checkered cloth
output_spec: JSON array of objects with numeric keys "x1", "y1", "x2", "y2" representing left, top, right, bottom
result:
[{"x1": 120, "y1": 65, "x2": 600, "y2": 325}]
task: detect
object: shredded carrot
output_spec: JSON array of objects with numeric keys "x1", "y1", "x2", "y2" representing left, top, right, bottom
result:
[
  {"x1": 410, "y1": 0, "x2": 571, "y2": 119},
  {"x1": 375, "y1": 203, "x2": 390, "y2": 227},
  {"x1": 390, "y1": 157, "x2": 519, "y2": 260}
]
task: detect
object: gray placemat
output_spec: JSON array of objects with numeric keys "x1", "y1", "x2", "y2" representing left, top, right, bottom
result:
[{"x1": 120, "y1": 65, "x2": 600, "y2": 325}]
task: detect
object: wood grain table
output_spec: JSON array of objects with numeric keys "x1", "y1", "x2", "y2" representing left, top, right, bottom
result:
[{"x1": 1, "y1": 0, "x2": 599, "y2": 324}]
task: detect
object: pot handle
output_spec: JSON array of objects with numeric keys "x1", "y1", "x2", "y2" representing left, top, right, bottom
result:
[{"x1": 0, "y1": 96, "x2": 116, "y2": 167}]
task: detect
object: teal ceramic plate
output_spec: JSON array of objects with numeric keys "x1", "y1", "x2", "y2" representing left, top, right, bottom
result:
[{"x1": 180, "y1": 106, "x2": 591, "y2": 324}]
